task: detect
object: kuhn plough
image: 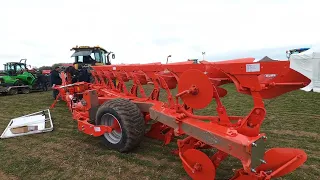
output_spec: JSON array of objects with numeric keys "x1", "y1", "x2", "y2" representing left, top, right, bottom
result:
[{"x1": 51, "y1": 57, "x2": 310, "y2": 180}]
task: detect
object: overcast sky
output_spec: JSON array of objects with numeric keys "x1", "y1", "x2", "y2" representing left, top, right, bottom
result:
[{"x1": 0, "y1": 0, "x2": 319, "y2": 69}]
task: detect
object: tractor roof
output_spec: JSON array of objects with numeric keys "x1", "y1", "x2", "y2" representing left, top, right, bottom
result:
[
  {"x1": 5, "y1": 62, "x2": 26, "y2": 65},
  {"x1": 70, "y1": 45, "x2": 108, "y2": 53},
  {"x1": 70, "y1": 45, "x2": 110, "y2": 57}
]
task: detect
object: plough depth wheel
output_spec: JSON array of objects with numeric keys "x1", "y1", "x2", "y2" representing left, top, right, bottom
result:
[{"x1": 95, "y1": 98, "x2": 146, "y2": 152}]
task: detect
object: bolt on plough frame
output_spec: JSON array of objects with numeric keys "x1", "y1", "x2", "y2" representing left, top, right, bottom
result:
[{"x1": 51, "y1": 57, "x2": 310, "y2": 180}]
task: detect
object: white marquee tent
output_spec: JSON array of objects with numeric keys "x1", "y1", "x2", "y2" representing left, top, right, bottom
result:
[{"x1": 289, "y1": 45, "x2": 320, "y2": 93}]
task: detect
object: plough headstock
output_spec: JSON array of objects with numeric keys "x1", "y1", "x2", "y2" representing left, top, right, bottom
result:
[{"x1": 52, "y1": 57, "x2": 310, "y2": 180}]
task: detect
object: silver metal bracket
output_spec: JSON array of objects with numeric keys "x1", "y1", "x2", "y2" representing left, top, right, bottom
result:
[{"x1": 0, "y1": 109, "x2": 53, "y2": 139}]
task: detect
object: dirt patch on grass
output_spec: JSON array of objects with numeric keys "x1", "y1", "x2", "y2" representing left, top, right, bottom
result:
[
  {"x1": 134, "y1": 154, "x2": 178, "y2": 166},
  {"x1": 269, "y1": 129, "x2": 320, "y2": 139},
  {"x1": 301, "y1": 164, "x2": 319, "y2": 170},
  {"x1": 0, "y1": 170, "x2": 19, "y2": 180}
]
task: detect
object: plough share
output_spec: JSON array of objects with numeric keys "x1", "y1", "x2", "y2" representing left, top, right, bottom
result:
[{"x1": 51, "y1": 58, "x2": 310, "y2": 180}]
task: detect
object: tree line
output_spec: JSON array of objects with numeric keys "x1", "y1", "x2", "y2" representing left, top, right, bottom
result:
[{"x1": 36, "y1": 63, "x2": 65, "y2": 71}]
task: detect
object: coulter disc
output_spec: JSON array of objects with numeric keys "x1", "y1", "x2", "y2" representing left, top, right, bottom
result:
[
  {"x1": 182, "y1": 149, "x2": 215, "y2": 180},
  {"x1": 178, "y1": 69, "x2": 213, "y2": 109}
]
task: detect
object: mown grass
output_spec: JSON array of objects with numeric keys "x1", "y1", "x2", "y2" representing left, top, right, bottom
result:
[{"x1": 0, "y1": 84, "x2": 319, "y2": 180}]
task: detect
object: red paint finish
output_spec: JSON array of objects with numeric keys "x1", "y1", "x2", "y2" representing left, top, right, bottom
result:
[{"x1": 50, "y1": 59, "x2": 310, "y2": 180}]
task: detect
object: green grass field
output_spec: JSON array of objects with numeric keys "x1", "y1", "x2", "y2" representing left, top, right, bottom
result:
[{"x1": 0, "y1": 84, "x2": 319, "y2": 180}]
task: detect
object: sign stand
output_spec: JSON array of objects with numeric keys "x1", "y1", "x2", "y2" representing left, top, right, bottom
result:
[{"x1": 0, "y1": 109, "x2": 53, "y2": 139}]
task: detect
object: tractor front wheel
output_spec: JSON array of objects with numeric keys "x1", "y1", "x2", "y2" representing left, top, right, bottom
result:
[
  {"x1": 8, "y1": 88, "x2": 18, "y2": 95},
  {"x1": 95, "y1": 98, "x2": 145, "y2": 153}
]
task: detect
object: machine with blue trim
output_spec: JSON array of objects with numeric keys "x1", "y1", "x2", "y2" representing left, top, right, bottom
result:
[{"x1": 286, "y1": 48, "x2": 310, "y2": 59}]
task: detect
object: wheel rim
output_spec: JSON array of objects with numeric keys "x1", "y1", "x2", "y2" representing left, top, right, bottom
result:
[{"x1": 101, "y1": 113, "x2": 122, "y2": 144}]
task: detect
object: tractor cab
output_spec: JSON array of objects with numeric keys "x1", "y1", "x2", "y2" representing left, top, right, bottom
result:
[
  {"x1": 4, "y1": 60, "x2": 28, "y2": 76},
  {"x1": 0, "y1": 59, "x2": 46, "y2": 89},
  {"x1": 70, "y1": 46, "x2": 115, "y2": 70}
]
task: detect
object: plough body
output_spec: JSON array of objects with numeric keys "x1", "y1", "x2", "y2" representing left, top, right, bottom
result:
[{"x1": 51, "y1": 58, "x2": 310, "y2": 180}]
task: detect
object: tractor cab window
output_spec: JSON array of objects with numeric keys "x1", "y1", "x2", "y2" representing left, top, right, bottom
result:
[
  {"x1": 76, "y1": 56, "x2": 84, "y2": 63},
  {"x1": 7, "y1": 64, "x2": 15, "y2": 71},
  {"x1": 6, "y1": 63, "x2": 16, "y2": 75},
  {"x1": 16, "y1": 64, "x2": 22, "y2": 72},
  {"x1": 16, "y1": 64, "x2": 26, "y2": 71},
  {"x1": 94, "y1": 52, "x2": 102, "y2": 63},
  {"x1": 101, "y1": 51, "x2": 107, "y2": 64},
  {"x1": 76, "y1": 55, "x2": 94, "y2": 64},
  {"x1": 88, "y1": 51, "x2": 103, "y2": 64},
  {"x1": 72, "y1": 49, "x2": 105, "y2": 65}
]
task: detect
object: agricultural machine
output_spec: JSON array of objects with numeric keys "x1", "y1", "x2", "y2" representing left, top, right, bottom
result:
[
  {"x1": 0, "y1": 59, "x2": 49, "y2": 95},
  {"x1": 286, "y1": 48, "x2": 310, "y2": 59},
  {"x1": 66, "y1": 45, "x2": 116, "y2": 83},
  {"x1": 51, "y1": 57, "x2": 310, "y2": 180}
]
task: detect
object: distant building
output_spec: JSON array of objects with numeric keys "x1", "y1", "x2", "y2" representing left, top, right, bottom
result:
[
  {"x1": 61, "y1": 63, "x2": 73, "y2": 67},
  {"x1": 187, "y1": 59, "x2": 199, "y2": 64}
]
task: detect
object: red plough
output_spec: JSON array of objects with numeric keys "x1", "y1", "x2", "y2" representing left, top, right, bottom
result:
[{"x1": 51, "y1": 58, "x2": 310, "y2": 180}]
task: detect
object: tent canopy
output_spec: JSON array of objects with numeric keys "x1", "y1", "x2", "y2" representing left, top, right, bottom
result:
[{"x1": 289, "y1": 45, "x2": 320, "y2": 93}]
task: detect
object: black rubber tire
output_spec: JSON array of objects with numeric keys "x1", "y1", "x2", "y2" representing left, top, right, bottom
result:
[
  {"x1": 21, "y1": 87, "x2": 30, "y2": 94},
  {"x1": 8, "y1": 88, "x2": 18, "y2": 95},
  {"x1": 95, "y1": 98, "x2": 145, "y2": 153}
]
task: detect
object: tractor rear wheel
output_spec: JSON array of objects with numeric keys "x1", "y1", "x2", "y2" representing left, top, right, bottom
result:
[{"x1": 95, "y1": 98, "x2": 145, "y2": 153}]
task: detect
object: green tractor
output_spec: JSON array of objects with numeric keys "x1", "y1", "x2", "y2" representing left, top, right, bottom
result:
[
  {"x1": 1, "y1": 59, "x2": 35, "y2": 86},
  {"x1": 0, "y1": 59, "x2": 48, "y2": 95}
]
